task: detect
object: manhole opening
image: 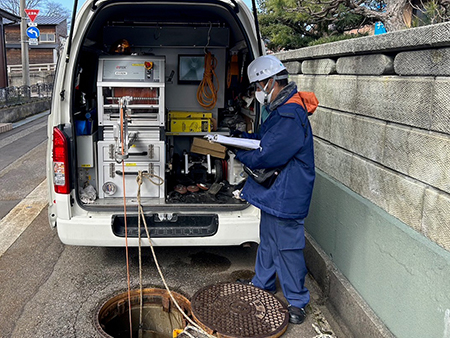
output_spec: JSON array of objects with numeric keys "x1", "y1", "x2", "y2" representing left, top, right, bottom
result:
[{"x1": 96, "y1": 288, "x2": 192, "y2": 338}]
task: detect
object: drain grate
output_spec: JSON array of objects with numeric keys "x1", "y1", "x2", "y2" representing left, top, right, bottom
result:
[{"x1": 191, "y1": 283, "x2": 289, "y2": 338}]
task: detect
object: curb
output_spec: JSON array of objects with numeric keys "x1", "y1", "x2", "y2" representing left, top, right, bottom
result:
[{"x1": 0, "y1": 123, "x2": 12, "y2": 134}]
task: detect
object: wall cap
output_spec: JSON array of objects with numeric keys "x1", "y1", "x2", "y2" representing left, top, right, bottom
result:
[{"x1": 275, "y1": 22, "x2": 450, "y2": 61}]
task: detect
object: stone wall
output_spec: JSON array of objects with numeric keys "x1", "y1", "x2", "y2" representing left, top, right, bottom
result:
[
  {"x1": 276, "y1": 22, "x2": 450, "y2": 338},
  {"x1": 277, "y1": 22, "x2": 450, "y2": 252}
]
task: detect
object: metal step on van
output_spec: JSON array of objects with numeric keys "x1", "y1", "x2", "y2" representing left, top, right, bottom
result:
[{"x1": 47, "y1": 0, "x2": 264, "y2": 246}]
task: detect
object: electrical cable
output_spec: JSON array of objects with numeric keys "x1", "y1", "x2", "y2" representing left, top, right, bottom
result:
[
  {"x1": 137, "y1": 171, "x2": 164, "y2": 337},
  {"x1": 135, "y1": 171, "x2": 215, "y2": 338},
  {"x1": 138, "y1": 177, "x2": 144, "y2": 338},
  {"x1": 197, "y1": 51, "x2": 219, "y2": 110},
  {"x1": 119, "y1": 98, "x2": 133, "y2": 338}
]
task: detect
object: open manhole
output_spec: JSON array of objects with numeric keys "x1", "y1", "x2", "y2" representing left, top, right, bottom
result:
[
  {"x1": 95, "y1": 288, "x2": 192, "y2": 338},
  {"x1": 191, "y1": 283, "x2": 289, "y2": 338}
]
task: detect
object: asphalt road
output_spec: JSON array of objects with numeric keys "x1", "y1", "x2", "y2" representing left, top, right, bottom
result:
[
  {"x1": 0, "y1": 112, "x2": 48, "y2": 219},
  {"x1": 0, "y1": 113, "x2": 343, "y2": 338}
]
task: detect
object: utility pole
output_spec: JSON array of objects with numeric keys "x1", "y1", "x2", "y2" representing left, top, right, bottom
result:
[{"x1": 20, "y1": 0, "x2": 30, "y2": 87}]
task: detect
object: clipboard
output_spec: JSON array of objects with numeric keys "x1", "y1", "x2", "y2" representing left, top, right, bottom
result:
[{"x1": 205, "y1": 134, "x2": 260, "y2": 150}]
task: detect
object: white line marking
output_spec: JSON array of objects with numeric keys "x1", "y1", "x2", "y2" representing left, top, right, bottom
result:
[
  {"x1": 0, "y1": 179, "x2": 48, "y2": 257},
  {"x1": 0, "y1": 120, "x2": 47, "y2": 149}
]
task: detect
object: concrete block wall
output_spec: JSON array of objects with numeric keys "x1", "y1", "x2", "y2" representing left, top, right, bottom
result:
[
  {"x1": 8, "y1": 71, "x2": 55, "y2": 87},
  {"x1": 0, "y1": 100, "x2": 51, "y2": 124},
  {"x1": 276, "y1": 22, "x2": 450, "y2": 338}
]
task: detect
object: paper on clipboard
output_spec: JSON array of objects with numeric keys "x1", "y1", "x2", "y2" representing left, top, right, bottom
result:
[{"x1": 205, "y1": 134, "x2": 260, "y2": 150}]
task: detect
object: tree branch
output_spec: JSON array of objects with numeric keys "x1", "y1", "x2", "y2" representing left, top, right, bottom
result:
[{"x1": 292, "y1": 0, "x2": 387, "y2": 23}]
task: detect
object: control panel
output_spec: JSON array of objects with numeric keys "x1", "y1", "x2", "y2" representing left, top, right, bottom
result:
[
  {"x1": 97, "y1": 56, "x2": 165, "y2": 126},
  {"x1": 100, "y1": 56, "x2": 164, "y2": 82}
]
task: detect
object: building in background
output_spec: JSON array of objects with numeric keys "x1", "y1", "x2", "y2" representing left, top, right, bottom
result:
[
  {"x1": 5, "y1": 16, "x2": 67, "y2": 85},
  {"x1": 0, "y1": 9, "x2": 20, "y2": 88}
]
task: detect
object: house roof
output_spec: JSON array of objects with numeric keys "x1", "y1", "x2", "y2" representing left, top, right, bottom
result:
[
  {"x1": 32, "y1": 16, "x2": 67, "y2": 25},
  {"x1": 4, "y1": 15, "x2": 67, "y2": 25}
]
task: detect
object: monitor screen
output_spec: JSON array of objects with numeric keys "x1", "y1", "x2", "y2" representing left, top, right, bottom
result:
[{"x1": 178, "y1": 55, "x2": 205, "y2": 84}]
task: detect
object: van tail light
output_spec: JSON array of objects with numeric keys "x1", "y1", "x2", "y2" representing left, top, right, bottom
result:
[{"x1": 52, "y1": 127, "x2": 70, "y2": 194}]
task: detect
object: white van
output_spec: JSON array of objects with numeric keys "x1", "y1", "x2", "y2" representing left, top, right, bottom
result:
[{"x1": 47, "y1": 0, "x2": 264, "y2": 246}]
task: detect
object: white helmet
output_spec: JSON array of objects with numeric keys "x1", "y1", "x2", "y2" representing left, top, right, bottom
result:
[{"x1": 247, "y1": 55, "x2": 287, "y2": 83}]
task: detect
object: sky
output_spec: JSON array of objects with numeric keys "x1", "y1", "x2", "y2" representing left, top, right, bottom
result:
[{"x1": 53, "y1": 0, "x2": 254, "y2": 15}]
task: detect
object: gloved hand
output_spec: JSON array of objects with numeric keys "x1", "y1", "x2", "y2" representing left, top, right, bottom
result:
[
  {"x1": 227, "y1": 146, "x2": 239, "y2": 155},
  {"x1": 229, "y1": 129, "x2": 243, "y2": 138}
]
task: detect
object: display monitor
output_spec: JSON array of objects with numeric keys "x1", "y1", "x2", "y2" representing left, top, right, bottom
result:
[{"x1": 178, "y1": 55, "x2": 205, "y2": 84}]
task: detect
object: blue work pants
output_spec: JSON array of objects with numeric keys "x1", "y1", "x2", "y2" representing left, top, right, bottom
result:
[{"x1": 251, "y1": 211, "x2": 310, "y2": 309}]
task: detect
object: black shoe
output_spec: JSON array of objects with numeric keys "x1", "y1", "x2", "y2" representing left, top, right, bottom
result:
[{"x1": 288, "y1": 305, "x2": 306, "y2": 324}]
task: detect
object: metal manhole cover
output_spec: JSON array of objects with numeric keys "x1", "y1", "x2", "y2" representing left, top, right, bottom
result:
[{"x1": 191, "y1": 283, "x2": 289, "y2": 338}]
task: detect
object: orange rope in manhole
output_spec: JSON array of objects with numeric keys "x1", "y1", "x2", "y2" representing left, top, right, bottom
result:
[{"x1": 120, "y1": 98, "x2": 133, "y2": 338}]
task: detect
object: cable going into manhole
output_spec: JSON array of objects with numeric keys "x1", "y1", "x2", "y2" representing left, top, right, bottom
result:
[
  {"x1": 136, "y1": 171, "x2": 215, "y2": 338},
  {"x1": 120, "y1": 98, "x2": 133, "y2": 338}
]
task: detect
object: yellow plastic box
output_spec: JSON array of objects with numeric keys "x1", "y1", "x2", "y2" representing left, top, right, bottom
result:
[
  {"x1": 170, "y1": 119, "x2": 211, "y2": 133},
  {"x1": 168, "y1": 111, "x2": 213, "y2": 119}
]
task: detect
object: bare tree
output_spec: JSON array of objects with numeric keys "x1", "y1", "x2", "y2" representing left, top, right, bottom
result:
[
  {"x1": 0, "y1": 0, "x2": 41, "y2": 16},
  {"x1": 0, "y1": 0, "x2": 70, "y2": 21},
  {"x1": 40, "y1": 0, "x2": 70, "y2": 19}
]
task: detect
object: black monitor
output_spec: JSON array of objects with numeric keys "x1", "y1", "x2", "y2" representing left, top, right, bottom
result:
[{"x1": 178, "y1": 55, "x2": 205, "y2": 84}]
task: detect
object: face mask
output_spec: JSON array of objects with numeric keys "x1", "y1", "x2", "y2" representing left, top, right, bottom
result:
[{"x1": 255, "y1": 81, "x2": 274, "y2": 105}]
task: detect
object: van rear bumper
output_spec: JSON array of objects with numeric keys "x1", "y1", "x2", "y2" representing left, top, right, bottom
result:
[
  {"x1": 112, "y1": 213, "x2": 219, "y2": 238},
  {"x1": 56, "y1": 208, "x2": 260, "y2": 246}
]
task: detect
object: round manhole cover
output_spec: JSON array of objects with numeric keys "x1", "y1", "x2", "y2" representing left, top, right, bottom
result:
[{"x1": 191, "y1": 283, "x2": 289, "y2": 338}]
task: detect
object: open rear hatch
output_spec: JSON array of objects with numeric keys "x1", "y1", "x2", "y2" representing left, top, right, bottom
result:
[{"x1": 70, "y1": 0, "x2": 260, "y2": 210}]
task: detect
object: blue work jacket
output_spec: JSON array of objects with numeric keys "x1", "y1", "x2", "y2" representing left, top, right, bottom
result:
[{"x1": 236, "y1": 87, "x2": 317, "y2": 219}]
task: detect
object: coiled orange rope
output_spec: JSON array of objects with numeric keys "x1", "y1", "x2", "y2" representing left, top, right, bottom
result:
[{"x1": 197, "y1": 51, "x2": 219, "y2": 110}]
